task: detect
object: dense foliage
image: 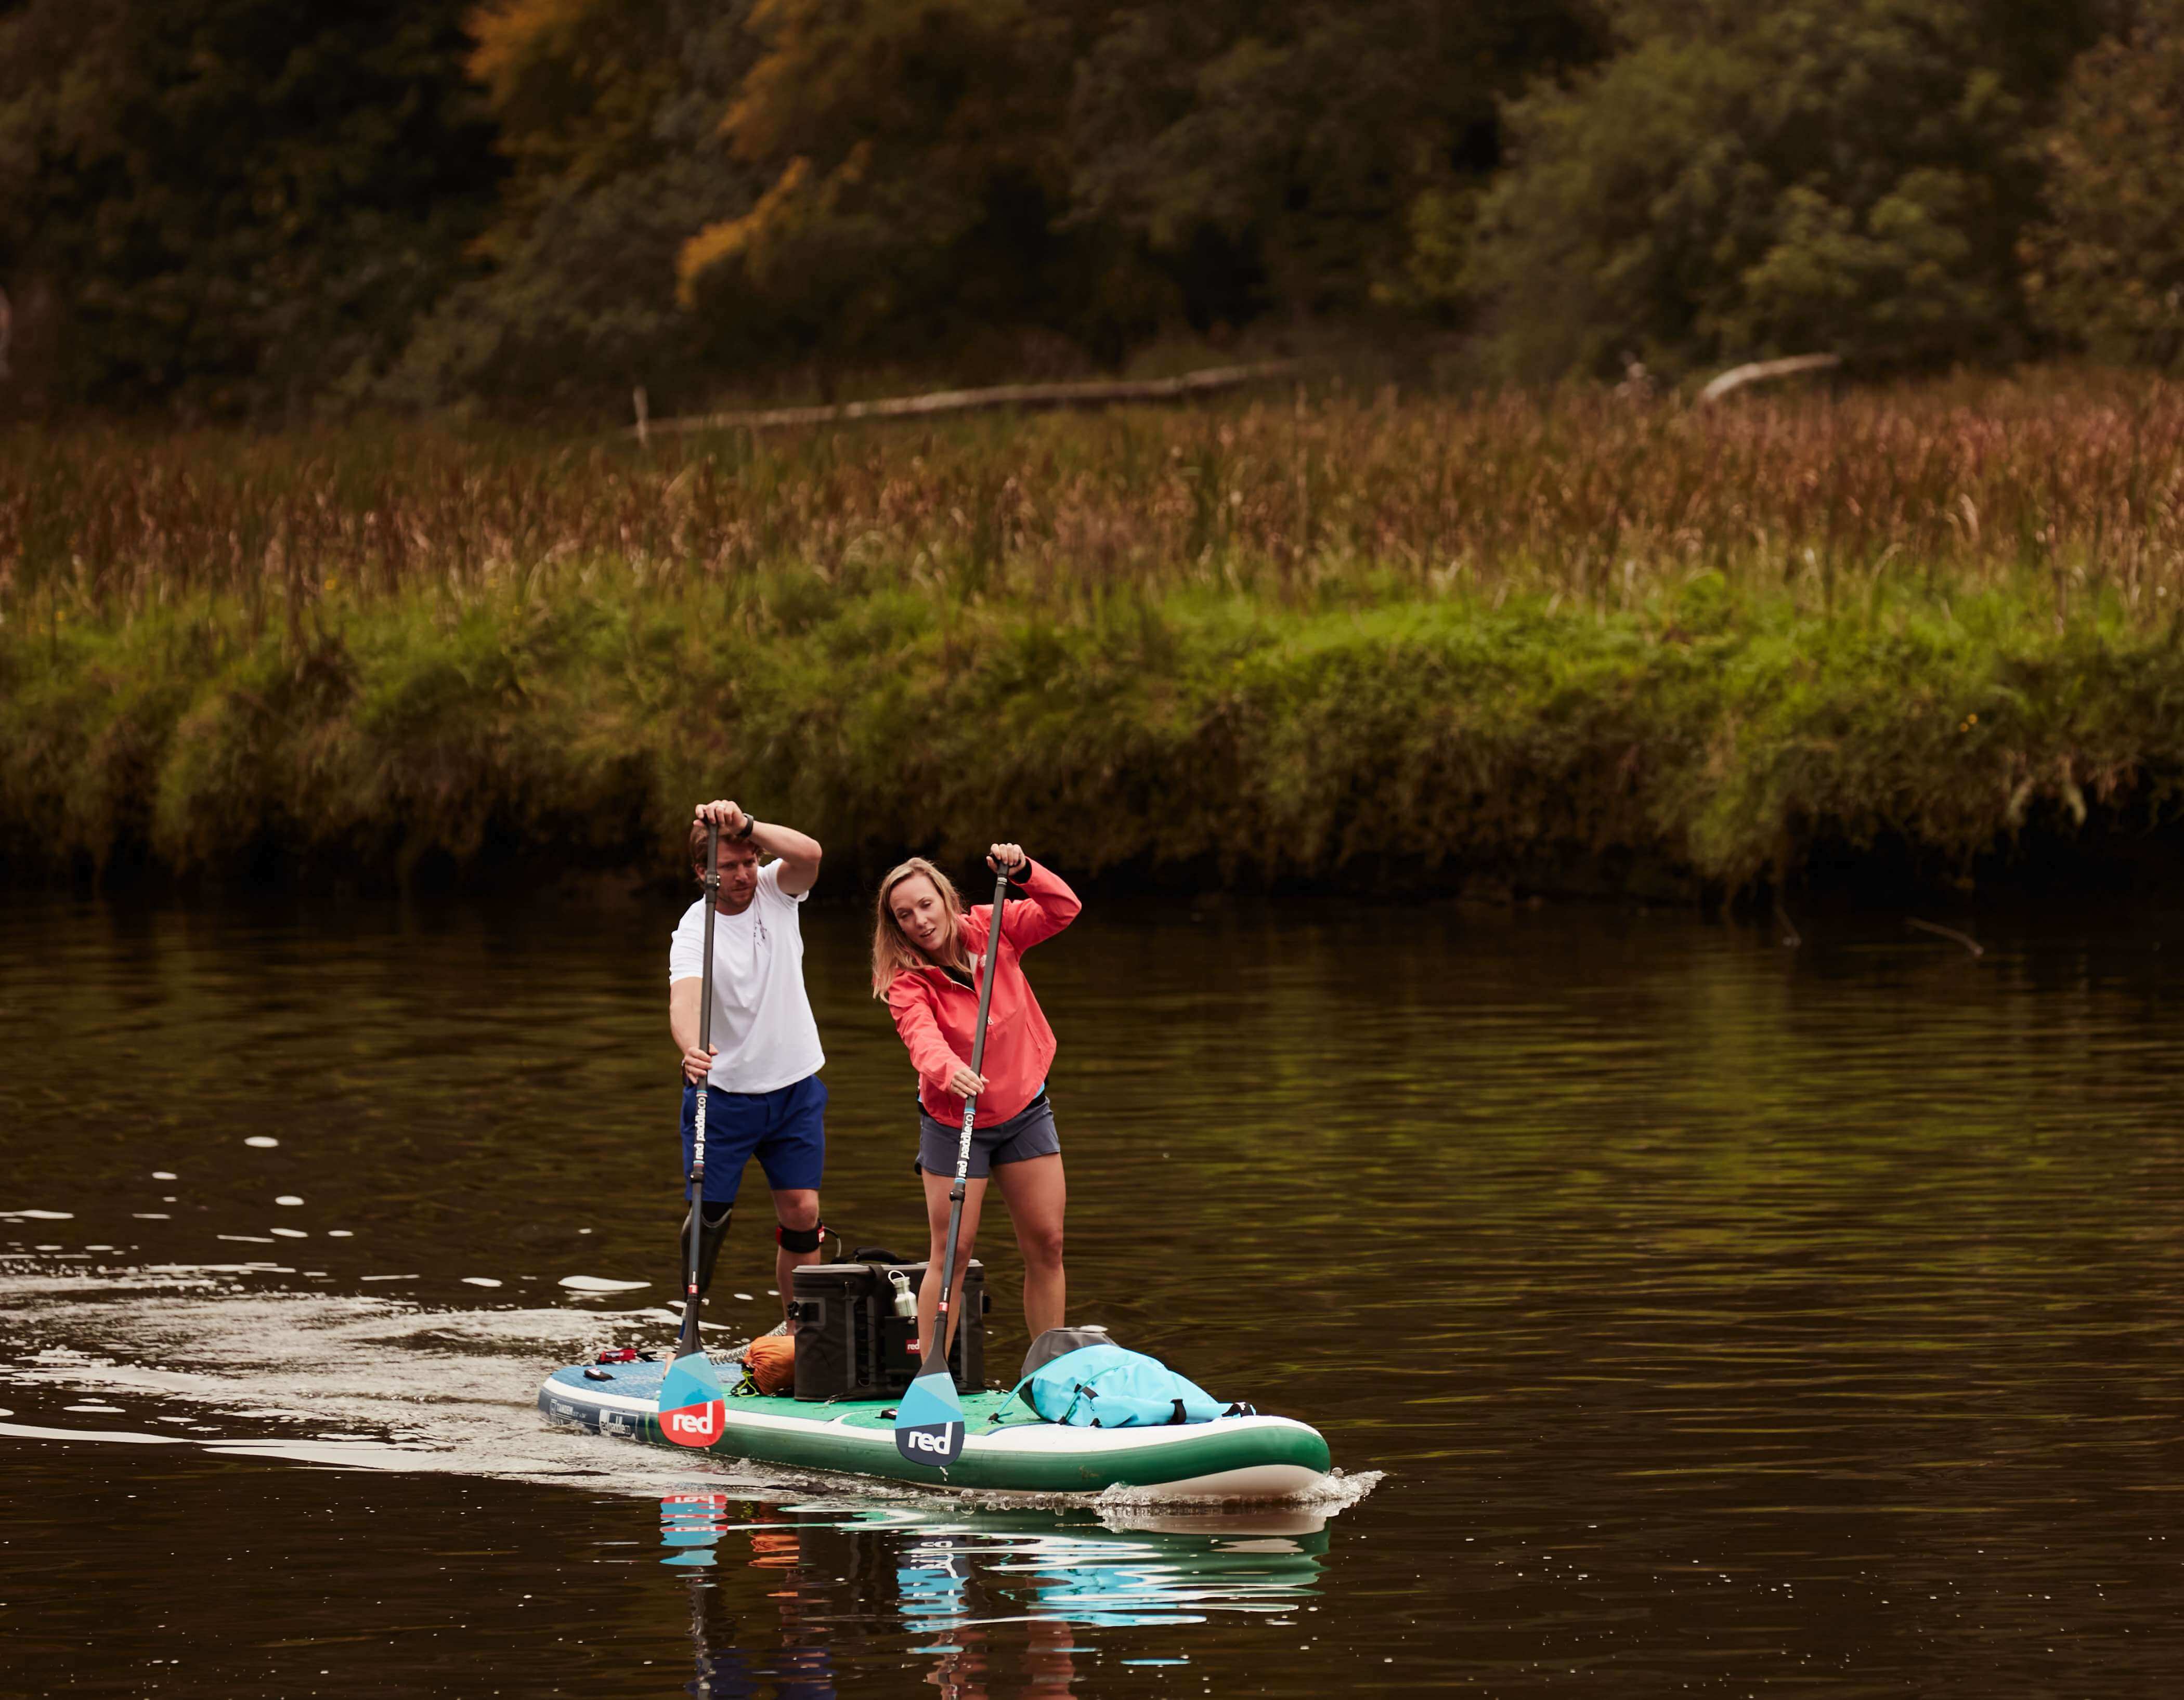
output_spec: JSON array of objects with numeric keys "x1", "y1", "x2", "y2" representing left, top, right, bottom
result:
[
  {"x1": 3, "y1": 0, "x2": 2181, "y2": 414},
  {"x1": 387, "y1": 0, "x2": 764, "y2": 415},
  {"x1": 0, "y1": 0, "x2": 499, "y2": 415},
  {"x1": 1468, "y1": 1, "x2": 2104, "y2": 377},
  {"x1": 2023, "y1": 0, "x2": 2184, "y2": 369}
]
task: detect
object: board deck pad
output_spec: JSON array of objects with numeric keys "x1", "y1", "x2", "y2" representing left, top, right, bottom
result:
[{"x1": 539, "y1": 1356, "x2": 1333, "y2": 1498}]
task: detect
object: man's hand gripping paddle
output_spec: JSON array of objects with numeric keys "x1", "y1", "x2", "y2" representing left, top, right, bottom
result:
[
  {"x1": 664, "y1": 817, "x2": 728, "y2": 1448},
  {"x1": 894, "y1": 861, "x2": 1013, "y2": 1469}
]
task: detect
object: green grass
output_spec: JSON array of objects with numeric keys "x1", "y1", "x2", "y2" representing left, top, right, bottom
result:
[
  {"x1": 7, "y1": 569, "x2": 2180, "y2": 893},
  {"x1": 7, "y1": 371, "x2": 2184, "y2": 890}
]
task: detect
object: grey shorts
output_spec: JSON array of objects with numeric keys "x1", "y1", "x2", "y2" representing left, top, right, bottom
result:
[{"x1": 917, "y1": 1092, "x2": 1061, "y2": 1179}]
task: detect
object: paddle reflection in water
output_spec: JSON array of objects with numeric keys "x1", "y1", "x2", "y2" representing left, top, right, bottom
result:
[{"x1": 655, "y1": 1494, "x2": 1328, "y2": 1694}]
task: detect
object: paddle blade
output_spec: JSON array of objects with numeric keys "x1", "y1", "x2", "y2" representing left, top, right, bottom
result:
[
  {"x1": 893, "y1": 1367, "x2": 966, "y2": 1467},
  {"x1": 658, "y1": 1350, "x2": 727, "y2": 1449}
]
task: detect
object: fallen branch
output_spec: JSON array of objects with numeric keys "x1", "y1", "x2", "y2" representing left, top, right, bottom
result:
[
  {"x1": 1698, "y1": 353, "x2": 1841, "y2": 404},
  {"x1": 1907, "y1": 917, "x2": 1984, "y2": 958},
  {"x1": 634, "y1": 361, "x2": 1300, "y2": 437}
]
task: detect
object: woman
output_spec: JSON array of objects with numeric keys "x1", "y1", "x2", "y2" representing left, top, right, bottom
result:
[{"x1": 874, "y1": 843, "x2": 1080, "y2": 1355}]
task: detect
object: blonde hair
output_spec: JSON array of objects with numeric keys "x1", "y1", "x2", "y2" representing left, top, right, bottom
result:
[{"x1": 872, "y1": 857, "x2": 971, "y2": 995}]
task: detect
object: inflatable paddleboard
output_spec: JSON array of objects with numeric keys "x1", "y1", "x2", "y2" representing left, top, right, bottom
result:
[{"x1": 539, "y1": 1358, "x2": 1331, "y2": 1498}]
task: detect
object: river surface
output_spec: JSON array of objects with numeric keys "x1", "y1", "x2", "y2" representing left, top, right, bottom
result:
[{"x1": 5, "y1": 886, "x2": 2184, "y2": 1696}]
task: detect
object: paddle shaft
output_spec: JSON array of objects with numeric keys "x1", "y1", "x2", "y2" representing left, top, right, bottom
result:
[
  {"x1": 676, "y1": 819, "x2": 721, "y2": 1359},
  {"x1": 922, "y1": 865, "x2": 1013, "y2": 1371}
]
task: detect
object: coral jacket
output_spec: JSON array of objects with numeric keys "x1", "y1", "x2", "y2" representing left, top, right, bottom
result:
[{"x1": 885, "y1": 860, "x2": 1081, "y2": 1128}]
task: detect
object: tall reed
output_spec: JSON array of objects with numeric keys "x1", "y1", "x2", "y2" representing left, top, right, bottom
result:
[{"x1": 7, "y1": 369, "x2": 2184, "y2": 625}]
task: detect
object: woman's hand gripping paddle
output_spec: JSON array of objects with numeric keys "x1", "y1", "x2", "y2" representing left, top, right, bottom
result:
[
  {"x1": 895, "y1": 861, "x2": 1014, "y2": 1469},
  {"x1": 664, "y1": 817, "x2": 729, "y2": 1448}
]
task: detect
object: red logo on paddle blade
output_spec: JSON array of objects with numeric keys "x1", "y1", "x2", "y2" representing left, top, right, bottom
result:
[{"x1": 662, "y1": 1400, "x2": 724, "y2": 1448}]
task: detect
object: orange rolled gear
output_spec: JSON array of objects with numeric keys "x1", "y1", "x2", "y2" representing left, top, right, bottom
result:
[{"x1": 744, "y1": 1333, "x2": 796, "y2": 1396}]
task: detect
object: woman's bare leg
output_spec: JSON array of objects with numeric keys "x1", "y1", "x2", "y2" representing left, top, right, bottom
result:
[
  {"x1": 993, "y1": 1154, "x2": 1067, "y2": 1339},
  {"x1": 919, "y1": 1168, "x2": 987, "y2": 1354}
]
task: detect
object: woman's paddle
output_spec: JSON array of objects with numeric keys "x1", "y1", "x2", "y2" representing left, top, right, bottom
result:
[
  {"x1": 894, "y1": 861, "x2": 1013, "y2": 1468},
  {"x1": 661, "y1": 817, "x2": 729, "y2": 1449}
]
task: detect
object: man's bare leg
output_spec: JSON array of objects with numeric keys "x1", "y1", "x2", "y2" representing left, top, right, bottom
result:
[{"x1": 772, "y1": 1186, "x2": 822, "y2": 1330}]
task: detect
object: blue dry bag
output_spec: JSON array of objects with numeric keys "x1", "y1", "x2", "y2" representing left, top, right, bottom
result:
[{"x1": 1009, "y1": 1342, "x2": 1242, "y2": 1428}]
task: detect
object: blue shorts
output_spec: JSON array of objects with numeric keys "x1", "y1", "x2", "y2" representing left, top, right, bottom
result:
[{"x1": 680, "y1": 1074, "x2": 827, "y2": 1205}]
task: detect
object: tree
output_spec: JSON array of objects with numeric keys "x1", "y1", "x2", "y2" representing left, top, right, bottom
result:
[
  {"x1": 2023, "y1": 0, "x2": 2184, "y2": 368},
  {"x1": 386, "y1": 0, "x2": 766, "y2": 415},
  {"x1": 675, "y1": 0, "x2": 1164, "y2": 383},
  {"x1": 1468, "y1": 0, "x2": 2110, "y2": 378},
  {"x1": 1067, "y1": 1, "x2": 1605, "y2": 328},
  {"x1": 675, "y1": 0, "x2": 1605, "y2": 375},
  {"x1": 0, "y1": 0, "x2": 499, "y2": 416}
]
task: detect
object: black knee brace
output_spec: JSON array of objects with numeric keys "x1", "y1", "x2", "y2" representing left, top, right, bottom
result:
[{"x1": 775, "y1": 1221, "x2": 824, "y2": 1254}]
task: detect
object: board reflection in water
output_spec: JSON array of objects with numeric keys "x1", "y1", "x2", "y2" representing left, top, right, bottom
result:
[{"x1": 658, "y1": 1494, "x2": 1329, "y2": 1695}]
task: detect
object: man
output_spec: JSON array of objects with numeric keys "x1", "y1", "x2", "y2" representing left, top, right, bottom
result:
[{"x1": 669, "y1": 798, "x2": 827, "y2": 1330}]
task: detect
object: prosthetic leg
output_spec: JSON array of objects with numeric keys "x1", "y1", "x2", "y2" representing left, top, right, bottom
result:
[{"x1": 679, "y1": 1202, "x2": 733, "y2": 1305}]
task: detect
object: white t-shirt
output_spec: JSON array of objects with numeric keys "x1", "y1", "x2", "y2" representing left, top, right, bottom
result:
[{"x1": 668, "y1": 862, "x2": 825, "y2": 1094}]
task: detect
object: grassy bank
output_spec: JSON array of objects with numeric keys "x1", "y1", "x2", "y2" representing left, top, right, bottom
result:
[{"x1": 7, "y1": 372, "x2": 2184, "y2": 893}]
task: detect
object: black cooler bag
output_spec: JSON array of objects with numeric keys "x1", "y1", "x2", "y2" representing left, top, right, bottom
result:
[{"x1": 787, "y1": 1259, "x2": 987, "y2": 1401}]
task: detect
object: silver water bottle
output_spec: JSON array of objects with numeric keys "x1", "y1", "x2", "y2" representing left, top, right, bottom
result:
[{"x1": 888, "y1": 1269, "x2": 918, "y2": 1318}]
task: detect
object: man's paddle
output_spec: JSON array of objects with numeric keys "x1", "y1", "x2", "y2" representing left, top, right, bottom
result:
[
  {"x1": 894, "y1": 859, "x2": 1013, "y2": 1468},
  {"x1": 663, "y1": 816, "x2": 729, "y2": 1449}
]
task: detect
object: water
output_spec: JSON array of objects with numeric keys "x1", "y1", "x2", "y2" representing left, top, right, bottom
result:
[{"x1": 6, "y1": 888, "x2": 2184, "y2": 1695}]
